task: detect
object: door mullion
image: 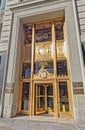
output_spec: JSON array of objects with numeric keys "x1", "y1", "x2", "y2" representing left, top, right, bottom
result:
[{"x1": 45, "y1": 85, "x2": 47, "y2": 111}]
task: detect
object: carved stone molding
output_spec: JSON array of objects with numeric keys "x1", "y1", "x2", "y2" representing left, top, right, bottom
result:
[
  {"x1": 6, "y1": 83, "x2": 14, "y2": 88},
  {"x1": 73, "y1": 82, "x2": 83, "y2": 88},
  {"x1": 73, "y1": 82, "x2": 84, "y2": 94},
  {"x1": 5, "y1": 88, "x2": 14, "y2": 93},
  {"x1": 5, "y1": 83, "x2": 14, "y2": 93},
  {"x1": 73, "y1": 88, "x2": 84, "y2": 95}
]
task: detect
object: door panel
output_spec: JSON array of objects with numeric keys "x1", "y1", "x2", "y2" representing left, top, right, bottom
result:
[
  {"x1": 18, "y1": 82, "x2": 30, "y2": 114},
  {"x1": 21, "y1": 83, "x2": 29, "y2": 110},
  {"x1": 58, "y1": 81, "x2": 70, "y2": 117},
  {"x1": 35, "y1": 84, "x2": 54, "y2": 115}
]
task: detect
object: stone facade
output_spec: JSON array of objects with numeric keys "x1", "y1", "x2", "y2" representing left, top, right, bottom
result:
[
  {"x1": 76, "y1": 0, "x2": 85, "y2": 43},
  {"x1": 0, "y1": 0, "x2": 85, "y2": 124}
]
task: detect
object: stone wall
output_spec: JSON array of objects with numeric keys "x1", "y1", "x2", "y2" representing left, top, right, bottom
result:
[{"x1": 76, "y1": 0, "x2": 85, "y2": 43}]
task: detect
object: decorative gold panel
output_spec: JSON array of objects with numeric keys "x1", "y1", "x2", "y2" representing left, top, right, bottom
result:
[
  {"x1": 34, "y1": 66, "x2": 54, "y2": 80},
  {"x1": 57, "y1": 41, "x2": 66, "y2": 57},
  {"x1": 35, "y1": 42, "x2": 52, "y2": 61}
]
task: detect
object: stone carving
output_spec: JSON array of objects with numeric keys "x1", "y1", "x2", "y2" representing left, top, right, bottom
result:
[
  {"x1": 5, "y1": 83, "x2": 14, "y2": 93},
  {"x1": 73, "y1": 88, "x2": 84, "y2": 94},
  {"x1": 73, "y1": 82, "x2": 84, "y2": 94},
  {"x1": 73, "y1": 82, "x2": 83, "y2": 88}
]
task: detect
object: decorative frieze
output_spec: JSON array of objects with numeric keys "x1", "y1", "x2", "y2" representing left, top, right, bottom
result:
[
  {"x1": 73, "y1": 82, "x2": 83, "y2": 88},
  {"x1": 5, "y1": 83, "x2": 14, "y2": 93},
  {"x1": 73, "y1": 88, "x2": 84, "y2": 95},
  {"x1": 73, "y1": 82, "x2": 84, "y2": 94},
  {"x1": 5, "y1": 88, "x2": 14, "y2": 93},
  {"x1": 34, "y1": 66, "x2": 54, "y2": 80}
]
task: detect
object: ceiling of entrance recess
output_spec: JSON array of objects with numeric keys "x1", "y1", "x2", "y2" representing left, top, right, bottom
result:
[{"x1": 21, "y1": 10, "x2": 65, "y2": 24}]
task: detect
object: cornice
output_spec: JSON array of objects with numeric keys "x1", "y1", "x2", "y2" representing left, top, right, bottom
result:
[{"x1": 8, "y1": 0, "x2": 71, "y2": 11}]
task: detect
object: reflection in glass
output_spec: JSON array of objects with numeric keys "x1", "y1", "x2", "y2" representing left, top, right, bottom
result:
[
  {"x1": 59, "y1": 82, "x2": 68, "y2": 98},
  {"x1": 34, "y1": 61, "x2": 54, "y2": 74},
  {"x1": 57, "y1": 60, "x2": 67, "y2": 76},
  {"x1": 59, "y1": 82, "x2": 69, "y2": 112},
  {"x1": 46, "y1": 62, "x2": 54, "y2": 73},
  {"x1": 35, "y1": 23, "x2": 52, "y2": 43},
  {"x1": 47, "y1": 85, "x2": 53, "y2": 95},
  {"x1": 47, "y1": 97, "x2": 53, "y2": 109},
  {"x1": 55, "y1": 22, "x2": 64, "y2": 40},
  {"x1": 22, "y1": 63, "x2": 31, "y2": 78},
  {"x1": 21, "y1": 83, "x2": 29, "y2": 110},
  {"x1": 24, "y1": 25, "x2": 32, "y2": 44},
  {"x1": 34, "y1": 62, "x2": 41, "y2": 74},
  {"x1": 40, "y1": 85, "x2": 45, "y2": 95},
  {"x1": 37, "y1": 97, "x2": 45, "y2": 110},
  {"x1": 60, "y1": 102, "x2": 69, "y2": 112}
]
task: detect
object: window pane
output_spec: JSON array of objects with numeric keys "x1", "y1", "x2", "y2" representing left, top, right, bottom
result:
[
  {"x1": 57, "y1": 60, "x2": 67, "y2": 76},
  {"x1": 21, "y1": 83, "x2": 29, "y2": 110},
  {"x1": 40, "y1": 85, "x2": 45, "y2": 95},
  {"x1": 22, "y1": 63, "x2": 31, "y2": 78},
  {"x1": 59, "y1": 82, "x2": 69, "y2": 112},
  {"x1": 59, "y1": 82, "x2": 68, "y2": 98},
  {"x1": 55, "y1": 22, "x2": 64, "y2": 40},
  {"x1": 35, "y1": 23, "x2": 52, "y2": 43},
  {"x1": 34, "y1": 61, "x2": 54, "y2": 74},
  {"x1": 47, "y1": 85, "x2": 53, "y2": 95},
  {"x1": 24, "y1": 25, "x2": 32, "y2": 44},
  {"x1": 37, "y1": 97, "x2": 45, "y2": 111},
  {"x1": 46, "y1": 62, "x2": 54, "y2": 73},
  {"x1": 34, "y1": 62, "x2": 41, "y2": 74},
  {"x1": 47, "y1": 97, "x2": 53, "y2": 109}
]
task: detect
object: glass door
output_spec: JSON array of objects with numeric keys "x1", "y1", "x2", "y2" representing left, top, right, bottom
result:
[
  {"x1": 35, "y1": 84, "x2": 46, "y2": 114},
  {"x1": 47, "y1": 85, "x2": 54, "y2": 114},
  {"x1": 35, "y1": 84, "x2": 54, "y2": 115},
  {"x1": 18, "y1": 82, "x2": 30, "y2": 114},
  {"x1": 58, "y1": 81, "x2": 70, "y2": 117}
]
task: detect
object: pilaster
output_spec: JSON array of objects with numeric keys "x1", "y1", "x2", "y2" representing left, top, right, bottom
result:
[{"x1": 3, "y1": 83, "x2": 14, "y2": 118}]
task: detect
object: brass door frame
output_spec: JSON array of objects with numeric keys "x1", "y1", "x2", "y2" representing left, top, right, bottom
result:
[
  {"x1": 35, "y1": 83, "x2": 54, "y2": 115},
  {"x1": 18, "y1": 81, "x2": 30, "y2": 115},
  {"x1": 18, "y1": 18, "x2": 74, "y2": 118},
  {"x1": 57, "y1": 79, "x2": 74, "y2": 118}
]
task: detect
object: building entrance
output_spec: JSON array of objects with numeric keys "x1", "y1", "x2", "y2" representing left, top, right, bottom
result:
[
  {"x1": 35, "y1": 84, "x2": 54, "y2": 115},
  {"x1": 17, "y1": 17, "x2": 73, "y2": 118}
]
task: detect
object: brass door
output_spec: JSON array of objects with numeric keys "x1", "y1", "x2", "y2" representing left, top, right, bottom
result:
[
  {"x1": 58, "y1": 81, "x2": 72, "y2": 118},
  {"x1": 35, "y1": 84, "x2": 54, "y2": 115}
]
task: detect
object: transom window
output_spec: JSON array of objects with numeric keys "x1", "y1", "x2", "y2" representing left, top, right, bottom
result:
[{"x1": 35, "y1": 22, "x2": 52, "y2": 43}]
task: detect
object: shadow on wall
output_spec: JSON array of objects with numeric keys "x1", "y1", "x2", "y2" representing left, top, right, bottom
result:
[{"x1": 0, "y1": 53, "x2": 6, "y2": 100}]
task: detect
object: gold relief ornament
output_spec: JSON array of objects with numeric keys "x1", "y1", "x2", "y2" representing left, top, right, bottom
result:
[
  {"x1": 57, "y1": 44, "x2": 64, "y2": 56},
  {"x1": 35, "y1": 43, "x2": 51, "y2": 59},
  {"x1": 40, "y1": 71, "x2": 47, "y2": 78}
]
